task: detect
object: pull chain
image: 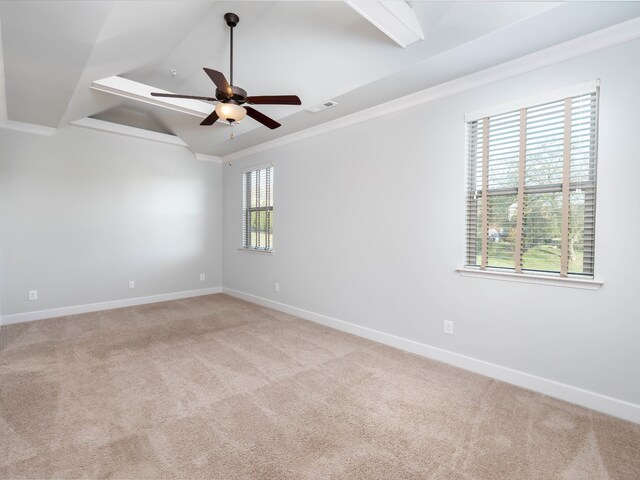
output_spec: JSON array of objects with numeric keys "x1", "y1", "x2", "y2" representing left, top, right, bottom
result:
[{"x1": 230, "y1": 123, "x2": 235, "y2": 140}]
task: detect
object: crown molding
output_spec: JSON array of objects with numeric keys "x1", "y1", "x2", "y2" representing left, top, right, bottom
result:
[
  {"x1": 0, "y1": 120, "x2": 57, "y2": 136},
  {"x1": 70, "y1": 117, "x2": 187, "y2": 146},
  {"x1": 223, "y1": 16, "x2": 640, "y2": 163},
  {"x1": 194, "y1": 153, "x2": 223, "y2": 164}
]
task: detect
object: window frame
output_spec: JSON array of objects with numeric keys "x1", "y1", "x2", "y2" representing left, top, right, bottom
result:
[
  {"x1": 241, "y1": 163, "x2": 274, "y2": 253},
  {"x1": 462, "y1": 83, "x2": 601, "y2": 284}
]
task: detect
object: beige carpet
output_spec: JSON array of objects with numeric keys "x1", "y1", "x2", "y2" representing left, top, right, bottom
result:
[{"x1": 1, "y1": 294, "x2": 639, "y2": 479}]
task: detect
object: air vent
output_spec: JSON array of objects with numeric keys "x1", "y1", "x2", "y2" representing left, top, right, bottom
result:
[{"x1": 306, "y1": 100, "x2": 338, "y2": 113}]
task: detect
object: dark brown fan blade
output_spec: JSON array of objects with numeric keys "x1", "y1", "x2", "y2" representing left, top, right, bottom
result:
[
  {"x1": 246, "y1": 95, "x2": 301, "y2": 105},
  {"x1": 200, "y1": 110, "x2": 219, "y2": 126},
  {"x1": 203, "y1": 68, "x2": 232, "y2": 95},
  {"x1": 245, "y1": 106, "x2": 281, "y2": 129},
  {"x1": 151, "y1": 92, "x2": 216, "y2": 101}
]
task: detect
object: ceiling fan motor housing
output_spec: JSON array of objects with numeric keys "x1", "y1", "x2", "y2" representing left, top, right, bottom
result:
[{"x1": 216, "y1": 86, "x2": 247, "y2": 104}]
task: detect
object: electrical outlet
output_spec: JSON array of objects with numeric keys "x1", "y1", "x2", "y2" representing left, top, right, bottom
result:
[
  {"x1": 129, "y1": 280, "x2": 135, "y2": 289},
  {"x1": 28, "y1": 290, "x2": 38, "y2": 301},
  {"x1": 444, "y1": 320, "x2": 454, "y2": 335},
  {"x1": 274, "y1": 282, "x2": 280, "y2": 292},
  {"x1": 200, "y1": 273, "x2": 206, "y2": 281}
]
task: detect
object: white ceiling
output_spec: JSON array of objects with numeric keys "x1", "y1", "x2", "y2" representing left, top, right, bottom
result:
[{"x1": 1, "y1": 1, "x2": 639, "y2": 156}]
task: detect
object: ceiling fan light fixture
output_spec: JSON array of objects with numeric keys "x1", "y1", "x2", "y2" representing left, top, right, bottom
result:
[{"x1": 215, "y1": 102, "x2": 247, "y2": 123}]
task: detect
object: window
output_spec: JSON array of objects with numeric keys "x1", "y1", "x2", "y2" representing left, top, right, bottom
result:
[
  {"x1": 465, "y1": 89, "x2": 598, "y2": 278},
  {"x1": 242, "y1": 165, "x2": 274, "y2": 251}
]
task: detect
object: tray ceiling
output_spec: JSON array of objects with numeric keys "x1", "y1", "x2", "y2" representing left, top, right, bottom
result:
[{"x1": 1, "y1": 1, "x2": 639, "y2": 156}]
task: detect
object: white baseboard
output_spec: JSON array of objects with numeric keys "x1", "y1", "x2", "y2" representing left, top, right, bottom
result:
[
  {"x1": 222, "y1": 287, "x2": 640, "y2": 425},
  {"x1": 0, "y1": 287, "x2": 222, "y2": 326}
]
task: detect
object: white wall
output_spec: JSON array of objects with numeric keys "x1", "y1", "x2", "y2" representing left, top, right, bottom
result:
[
  {"x1": 0, "y1": 32, "x2": 637, "y2": 422},
  {"x1": 222, "y1": 39, "x2": 640, "y2": 410},
  {"x1": 0, "y1": 125, "x2": 222, "y2": 316}
]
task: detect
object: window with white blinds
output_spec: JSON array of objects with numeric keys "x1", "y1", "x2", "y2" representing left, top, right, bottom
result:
[
  {"x1": 242, "y1": 165, "x2": 274, "y2": 251},
  {"x1": 465, "y1": 90, "x2": 598, "y2": 278}
]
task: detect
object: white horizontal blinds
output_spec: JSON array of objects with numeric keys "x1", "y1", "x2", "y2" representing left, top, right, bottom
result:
[
  {"x1": 485, "y1": 110, "x2": 520, "y2": 269},
  {"x1": 242, "y1": 171, "x2": 251, "y2": 248},
  {"x1": 522, "y1": 98, "x2": 566, "y2": 274},
  {"x1": 465, "y1": 120, "x2": 482, "y2": 267},
  {"x1": 242, "y1": 166, "x2": 274, "y2": 250},
  {"x1": 481, "y1": 118, "x2": 489, "y2": 269},
  {"x1": 465, "y1": 90, "x2": 598, "y2": 278},
  {"x1": 561, "y1": 98, "x2": 572, "y2": 276},
  {"x1": 515, "y1": 108, "x2": 526, "y2": 273},
  {"x1": 568, "y1": 92, "x2": 597, "y2": 276}
]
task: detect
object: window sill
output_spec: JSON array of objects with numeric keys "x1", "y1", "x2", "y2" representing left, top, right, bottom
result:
[
  {"x1": 238, "y1": 248, "x2": 274, "y2": 255},
  {"x1": 455, "y1": 268, "x2": 603, "y2": 290}
]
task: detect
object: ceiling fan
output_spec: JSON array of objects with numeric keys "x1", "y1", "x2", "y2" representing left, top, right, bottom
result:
[{"x1": 151, "y1": 12, "x2": 301, "y2": 130}]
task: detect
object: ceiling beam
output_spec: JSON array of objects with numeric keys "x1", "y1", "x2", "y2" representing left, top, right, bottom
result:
[
  {"x1": 90, "y1": 76, "x2": 210, "y2": 118},
  {"x1": 346, "y1": 1, "x2": 424, "y2": 48}
]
